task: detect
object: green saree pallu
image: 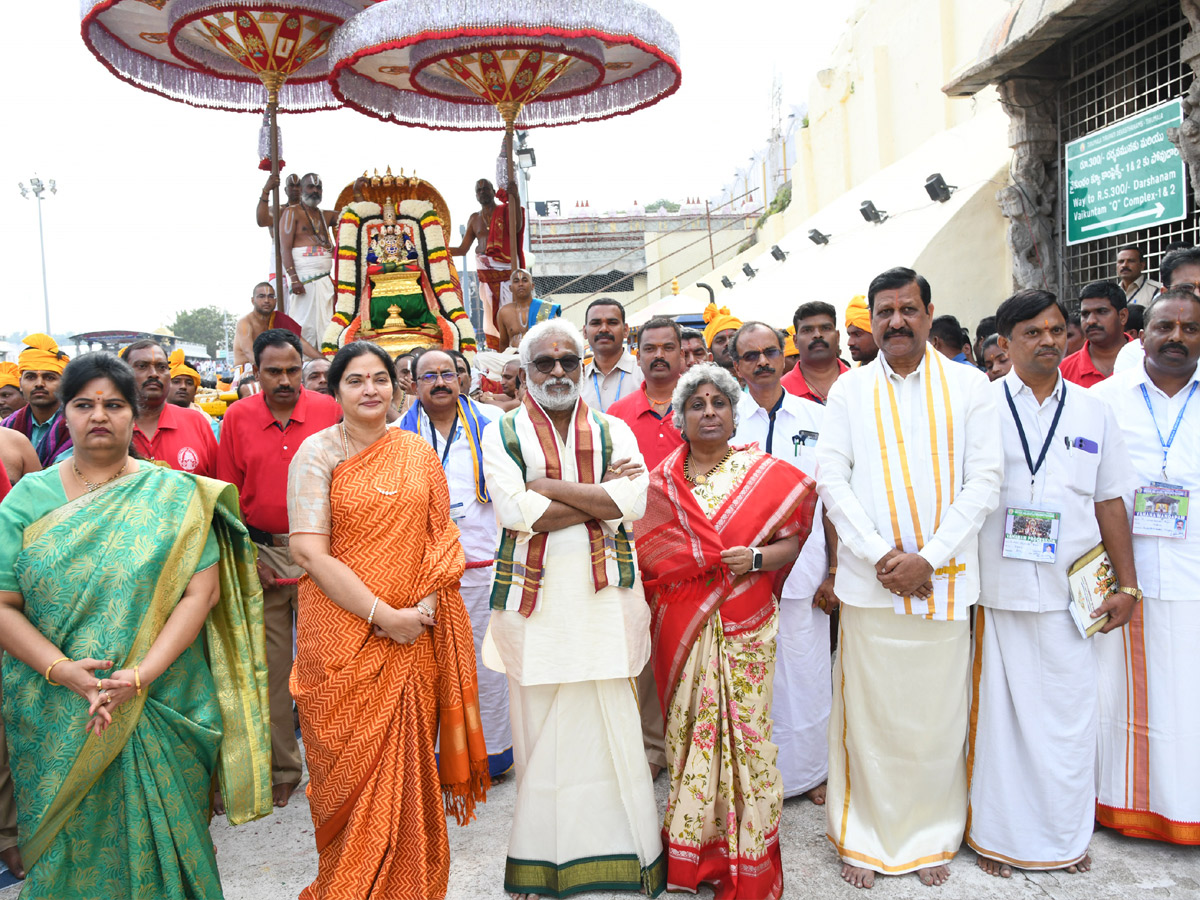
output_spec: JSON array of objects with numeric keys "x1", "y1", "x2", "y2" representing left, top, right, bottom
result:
[{"x1": 1, "y1": 466, "x2": 273, "y2": 899}]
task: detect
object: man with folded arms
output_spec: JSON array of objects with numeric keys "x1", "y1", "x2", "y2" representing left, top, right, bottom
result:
[
  {"x1": 1092, "y1": 286, "x2": 1200, "y2": 845},
  {"x1": 816, "y1": 267, "x2": 1002, "y2": 889},
  {"x1": 970, "y1": 289, "x2": 1138, "y2": 878}
]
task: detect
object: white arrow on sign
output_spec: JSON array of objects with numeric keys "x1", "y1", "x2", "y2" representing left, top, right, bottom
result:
[{"x1": 1082, "y1": 202, "x2": 1166, "y2": 232}]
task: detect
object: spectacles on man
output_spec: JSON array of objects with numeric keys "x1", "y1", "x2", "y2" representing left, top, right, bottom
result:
[
  {"x1": 1168, "y1": 282, "x2": 1200, "y2": 296},
  {"x1": 531, "y1": 354, "x2": 581, "y2": 374},
  {"x1": 738, "y1": 347, "x2": 782, "y2": 364},
  {"x1": 419, "y1": 371, "x2": 458, "y2": 384}
]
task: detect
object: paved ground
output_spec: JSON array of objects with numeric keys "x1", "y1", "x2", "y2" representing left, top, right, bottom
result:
[{"x1": 3, "y1": 766, "x2": 1197, "y2": 900}]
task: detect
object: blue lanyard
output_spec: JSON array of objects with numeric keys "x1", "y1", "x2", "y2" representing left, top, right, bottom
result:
[
  {"x1": 591, "y1": 369, "x2": 626, "y2": 412},
  {"x1": 1003, "y1": 381, "x2": 1066, "y2": 493},
  {"x1": 1140, "y1": 381, "x2": 1198, "y2": 478}
]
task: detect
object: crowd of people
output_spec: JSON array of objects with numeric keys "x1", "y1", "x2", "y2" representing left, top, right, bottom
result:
[{"x1": 0, "y1": 240, "x2": 1196, "y2": 900}]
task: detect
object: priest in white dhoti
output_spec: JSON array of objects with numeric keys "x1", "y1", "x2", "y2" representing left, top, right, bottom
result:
[
  {"x1": 281, "y1": 174, "x2": 337, "y2": 348},
  {"x1": 1092, "y1": 286, "x2": 1200, "y2": 845},
  {"x1": 731, "y1": 321, "x2": 837, "y2": 804},
  {"x1": 482, "y1": 318, "x2": 664, "y2": 897},
  {"x1": 971, "y1": 290, "x2": 1138, "y2": 877},
  {"x1": 815, "y1": 267, "x2": 1003, "y2": 890},
  {"x1": 398, "y1": 349, "x2": 513, "y2": 778}
]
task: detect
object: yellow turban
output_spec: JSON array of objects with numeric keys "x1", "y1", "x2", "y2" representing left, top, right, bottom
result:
[
  {"x1": 703, "y1": 303, "x2": 743, "y2": 346},
  {"x1": 0, "y1": 362, "x2": 18, "y2": 389},
  {"x1": 784, "y1": 326, "x2": 800, "y2": 357},
  {"x1": 18, "y1": 333, "x2": 69, "y2": 374},
  {"x1": 169, "y1": 349, "x2": 201, "y2": 386},
  {"x1": 844, "y1": 295, "x2": 871, "y2": 333}
]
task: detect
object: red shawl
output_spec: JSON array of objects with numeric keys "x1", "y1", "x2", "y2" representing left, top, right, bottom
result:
[{"x1": 637, "y1": 444, "x2": 816, "y2": 714}]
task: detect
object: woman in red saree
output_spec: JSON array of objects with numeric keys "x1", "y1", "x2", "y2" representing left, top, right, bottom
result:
[
  {"x1": 288, "y1": 342, "x2": 488, "y2": 900},
  {"x1": 637, "y1": 363, "x2": 816, "y2": 900}
]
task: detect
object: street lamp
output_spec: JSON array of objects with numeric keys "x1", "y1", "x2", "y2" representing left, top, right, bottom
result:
[
  {"x1": 18, "y1": 175, "x2": 55, "y2": 333},
  {"x1": 515, "y1": 131, "x2": 536, "y2": 265}
]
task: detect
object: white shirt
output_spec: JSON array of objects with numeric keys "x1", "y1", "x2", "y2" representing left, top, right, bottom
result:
[
  {"x1": 1093, "y1": 363, "x2": 1200, "y2": 601},
  {"x1": 733, "y1": 389, "x2": 826, "y2": 600},
  {"x1": 482, "y1": 403, "x2": 650, "y2": 685},
  {"x1": 580, "y1": 349, "x2": 644, "y2": 413},
  {"x1": 402, "y1": 402, "x2": 499, "y2": 588},
  {"x1": 1114, "y1": 338, "x2": 1145, "y2": 374},
  {"x1": 815, "y1": 354, "x2": 1002, "y2": 609},
  {"x1": 978, "y1": 370, "x2": 1132, "y2": 612}
]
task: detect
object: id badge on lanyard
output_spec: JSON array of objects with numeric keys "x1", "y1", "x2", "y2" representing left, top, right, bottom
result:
[
  {"x1": 1002, "y1": 507, "x2": 1061, "y2": 562},
  {"x1": 1132, "y1": 482, "x2": 1189, "y2": 539}
]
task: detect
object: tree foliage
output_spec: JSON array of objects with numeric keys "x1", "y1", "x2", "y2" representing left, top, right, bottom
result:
[
  {"x1": 645, "y1": 198, "x2": 681, "y2": 213},
  {"x1": 171, "y1": 306, "x2": 228, "y2": 358}
]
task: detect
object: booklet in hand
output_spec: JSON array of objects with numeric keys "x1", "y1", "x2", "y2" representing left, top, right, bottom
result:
[{"x1": 1067, "y1": 543, "x2": 1115, "y2": 639}]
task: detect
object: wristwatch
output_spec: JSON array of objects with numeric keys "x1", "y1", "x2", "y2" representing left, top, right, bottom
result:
[
  {"x1": 1116, "y1": 585, "x2": 1143, "y2": 602},
  {"x1": 750, "y1": 549, "x2": 764, "y2": 572}
]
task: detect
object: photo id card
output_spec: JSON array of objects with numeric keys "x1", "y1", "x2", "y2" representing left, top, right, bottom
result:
[
  {"x1": 1003, "y1": 507, "x2": 1061, "y2": 562},
  {"x1": 1132, "y1": 483, "x2": 1189, "y2": 539}
]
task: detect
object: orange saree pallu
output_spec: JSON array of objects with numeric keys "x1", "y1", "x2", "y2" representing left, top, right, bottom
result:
[
  {"x1": 638, "y1": 445, "x2": 815, "y2": 900},
  {"x1": 292, "y1": 431, "x2": 489, "y2": 900}
]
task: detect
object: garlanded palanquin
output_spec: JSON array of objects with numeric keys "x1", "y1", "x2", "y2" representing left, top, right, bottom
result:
[{"x1": 321, "y1": 168, "x2": 477, "y2": 361}]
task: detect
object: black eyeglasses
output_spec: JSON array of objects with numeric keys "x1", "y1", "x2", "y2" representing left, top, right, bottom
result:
[
  {"x1": 419, "y1": 371, "x2": 458, "y2": 384},
  {"x1": 531, "y1": 354, "x2": 581, "y2": 374},
  {"x1": 738, "y1": 347, "x2": 782, "y2": 364}
]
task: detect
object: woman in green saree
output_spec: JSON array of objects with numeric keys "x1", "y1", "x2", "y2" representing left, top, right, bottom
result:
[{"x1": 0, "y1": 352, "x2": 272, "y2": 899}]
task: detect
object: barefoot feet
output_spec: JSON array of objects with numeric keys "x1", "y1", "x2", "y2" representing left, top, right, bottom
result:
[
  {"x1": 977, "y1": 856, "x2": 1011, "y2": 878},
  {"x1": 841, "y1": 863, "x2": 875, "y2": 889},
  {"x1": 917, "y1": 864, "x2": 950, "y2": 886},
  {"x1": 273, "y1": 781, "x2": 299, "y2": 808},
  {"x1": 1066, "y1": 854, "x2": 1092, "y2": 874},
  {"x1": 212, "y1": 790, "x2": 226, "y2": 817},
  {"x1": 805, "y1": 782, "x2": 827, "y2": 805},
  {"x1": 0, "y1": 845, "x2": 24, "y2": 880}
]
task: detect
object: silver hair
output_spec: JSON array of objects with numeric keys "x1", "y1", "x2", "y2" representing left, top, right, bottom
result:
[
  {"x1": 671, "y1": 362, "x2": 741, "y2": 435},
  {"x1": 519, "y1": 318, "x2": 586, "y2": 371}
]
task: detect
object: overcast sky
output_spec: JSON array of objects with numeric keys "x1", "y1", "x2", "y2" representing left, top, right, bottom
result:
[{"x1": 0, "y1": 1, "x2": 846, "y2": 339}]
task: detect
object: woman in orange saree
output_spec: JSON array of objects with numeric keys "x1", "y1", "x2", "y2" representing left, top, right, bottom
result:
[
  {"x1": 288, "y1": 342, "x2": 488, "y2": 900},
  {"x1": 637, "y1": 364, "x2": 816, "y2": 900}
]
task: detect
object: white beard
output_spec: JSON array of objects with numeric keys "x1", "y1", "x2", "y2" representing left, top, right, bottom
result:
[{"x1": 528, "y1": 376, "x2": 578, "y2": 411}]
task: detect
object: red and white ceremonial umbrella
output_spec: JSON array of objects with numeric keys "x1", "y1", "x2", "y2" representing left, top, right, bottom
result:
[
  {"x1": 80, "y1": 0, "x2": 358, "y2": 306},
  {"x1": 327, "y1": 0, "x2": 682, "y2": 275}
]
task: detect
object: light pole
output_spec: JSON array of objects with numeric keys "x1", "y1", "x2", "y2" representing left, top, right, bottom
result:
[
  {"x1": 18, "y1": 176, "x2": 55, "y2": 334},
  {"x1": 516, "y1": 131, "x2": 536, "y2": 266}
]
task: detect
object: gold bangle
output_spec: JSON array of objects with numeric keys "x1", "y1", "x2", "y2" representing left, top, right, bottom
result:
[
  {"x1": 45, "y1": 656, "x2": 70, "y2": 685},
  {"x1": 134, "y1": 665, "x2": 142, "y2": 697},
  {"x1": 828, "y1": 567, "x2": 838, "y2": 575}
]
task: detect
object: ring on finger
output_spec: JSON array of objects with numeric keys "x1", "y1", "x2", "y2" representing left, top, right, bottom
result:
[{"x1": 96, "y1": 679, "x2": 103, "y2": 690}]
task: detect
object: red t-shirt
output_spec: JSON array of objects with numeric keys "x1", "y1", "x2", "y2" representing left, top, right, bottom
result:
[
  {"x1": 781, "y1": 360, "x2": 850, "y2": 404},
  {"x1": 132, "y1": 403, "x2": 218, "y2": 477},
  {"x1": 216, "y1": 389, "x2": 341, "y2": 534},
  {"x1": 1059, "y1": 338, "x2": 1128, "y2": 388},
  {"x1": 607, "y1": 384, "x2": 683, "y2": 472}
]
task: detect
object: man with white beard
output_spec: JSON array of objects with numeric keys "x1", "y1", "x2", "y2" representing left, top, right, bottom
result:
[
  {"x1": 482, "y1": 318, "x2": 665, "y2": 898},
  {"x1": 280, "y1": 172, "x2": 338, "y2": 348}
]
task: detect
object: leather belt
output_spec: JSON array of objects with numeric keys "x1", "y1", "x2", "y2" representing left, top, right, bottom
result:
[{"x1": 247, "y1": 525, "x2": 289, "y2": 547}]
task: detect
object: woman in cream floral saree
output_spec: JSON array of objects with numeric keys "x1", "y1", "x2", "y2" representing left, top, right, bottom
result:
[{"x1": 637, "y1": 365, "x2": 815, "y2": 900}]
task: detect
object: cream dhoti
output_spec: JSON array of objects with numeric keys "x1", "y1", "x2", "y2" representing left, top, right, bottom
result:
[
  {"x1": 968, "y1": 608, "x2": 1096, "y2": 867},
  {"x1": 775, "y1": 597, "x2": 831, "y2": 798},
  {"x1": 291, "y1": 246, "x2": 334, "y2": 348},
  {"x1": 1097, "y1": 599, "x2": 1200, "y2": 843},
  {"x1": 461, "y1": 572, "x2": 513, "y2": 778},
  {"x1": 475, "y1": 253, "x2": 512, "y2": 350},
  {"x1": 827, "y1": 604, "x2": 969, "y2": 874}
]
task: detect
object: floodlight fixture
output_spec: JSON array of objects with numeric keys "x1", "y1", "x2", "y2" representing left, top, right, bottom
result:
[
  {"x1": 859, "y1": 200, "x2": 888, "y2": 224},
  {"x1": 721, "y1": 275, "x2": 735, "y2": 289},
  {"x1": 742, "y1": 263, "x2": 757, "y2": 279},
  {"x1": 770, "y1": 244, "x2": 787, "y2": 262},
  {"x1": 808, "y1": 229, "x2": 829, "y2": 246},
  {"x1": 924, "y1": 173, "x2": 957, "y2": 203}
]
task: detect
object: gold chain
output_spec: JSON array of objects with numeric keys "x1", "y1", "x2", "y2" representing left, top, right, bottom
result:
[
  {"x1": 72, "y1": 458, "x2": 127, "y2": 493},
  {"x1": 684, "y1": 447, "x2": 733, "y2": 485}
]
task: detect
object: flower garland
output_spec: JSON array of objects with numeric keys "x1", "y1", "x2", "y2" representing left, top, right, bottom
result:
[{"x1": 322, "y1": 199, "x2": 477, "y2": 360}]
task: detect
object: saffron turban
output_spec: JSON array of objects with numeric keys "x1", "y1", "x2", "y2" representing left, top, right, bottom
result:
[
  {"x1": 784, "y1": 326, "x2": 800, "y2": 357},
  {"x1": 18, "y1": 333, "x2": 69, "y2": 374},
  {"x1": 169, "y1": 349, "x2": 201, "y2": 386},
  {"x1": 703, "y1": 303, "x2": 743, "y2": 346},
  {"x1": 0, "y1": 362, "x2": 18, "y2": 389},
  {"x1": 844, "y1": 295, "x2": 872, "y2": 333}
]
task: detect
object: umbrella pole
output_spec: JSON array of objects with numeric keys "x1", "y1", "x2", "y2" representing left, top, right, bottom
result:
[
  {"x1": 265, "y1": 73, "x2": 285, "y2": 312},
  {"x1": 498, "y1": 102, "x2": 523, "y2": 275}
]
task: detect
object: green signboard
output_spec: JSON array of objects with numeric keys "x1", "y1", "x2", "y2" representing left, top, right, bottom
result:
[{"x1": 1064, "y1": 99, "x2": 1187, "y2": 246}]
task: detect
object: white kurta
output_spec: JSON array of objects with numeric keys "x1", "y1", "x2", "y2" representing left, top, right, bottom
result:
[
  {"x1": 970, "y1": 371, "x2": 1132, "y2": 868},
  {"x1": 734, "y1": 389, "x2": 831, "y2": 797},
  {"x1": 1092, "y1": 364, "x2": 1200, "y2": 841},
  {"x1": 816, "y1": 351, "x2": 1002, "y2": 874}
]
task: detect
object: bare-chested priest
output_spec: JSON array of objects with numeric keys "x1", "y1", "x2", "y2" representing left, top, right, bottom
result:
[
  {"x1": 233, "y1": 282, "x2": 321, "y2": 373},
  {"x1": 254, "y1": 172, "x2": 301, "y2": 235},
  {"x1": 495, "y1": 269, "x2": 562, "y2": 349},
  {"x1": 281, "y1": 173, "x2": 338, "y2": 349},
  {"x1": 452, "y1": 178, "x2": 524, "y2": 349}
]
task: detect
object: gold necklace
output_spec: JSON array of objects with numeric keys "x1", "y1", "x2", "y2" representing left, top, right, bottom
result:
[
  {"x1": 73, "y1": 458, "x2": 128, "y2": 492},
  {"x1": 340, "y1": 423, "x2": 397, "y2": 496},
  {"x1": 684, "y1": 447, "x2": 733, "y2": 485}
]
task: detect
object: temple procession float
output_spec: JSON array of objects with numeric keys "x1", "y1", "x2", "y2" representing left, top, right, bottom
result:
[{"x1": 79, "y1": 0, "x2": 680, "y2": 368}]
